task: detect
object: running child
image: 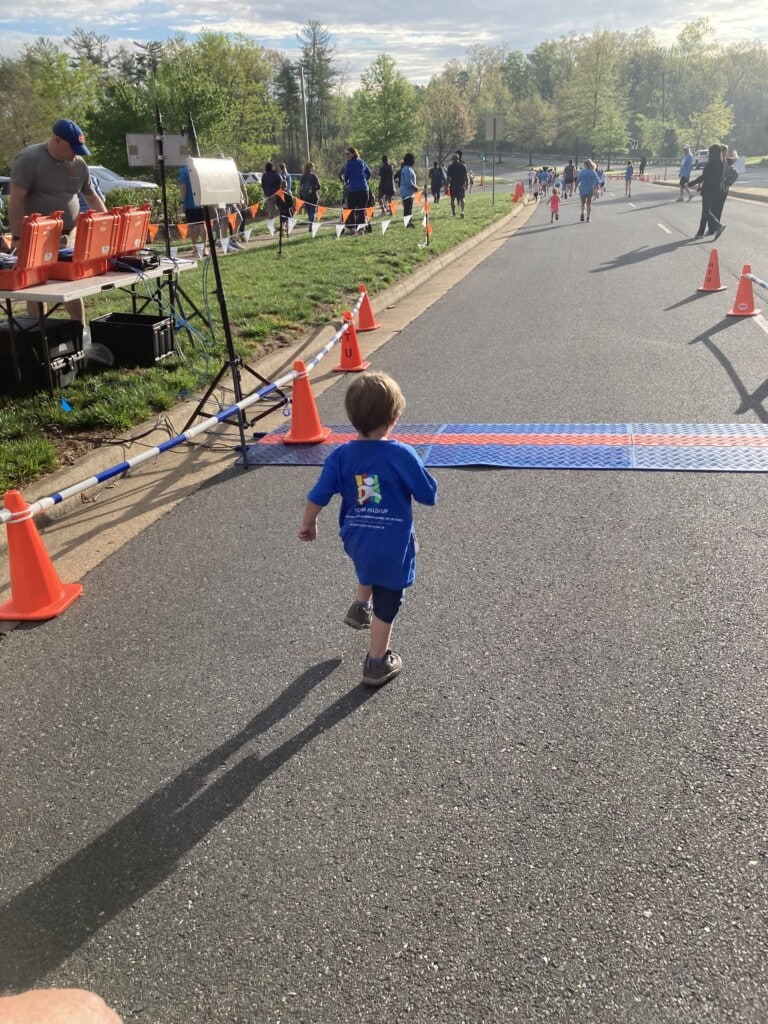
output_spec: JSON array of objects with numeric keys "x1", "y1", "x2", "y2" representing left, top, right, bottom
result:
[
  {"x1": 547, "y1": 187, "x2": 561, "y2": 223},
  {"x1": 298, "y1": 372, "x2": 438, "y2": 686}
]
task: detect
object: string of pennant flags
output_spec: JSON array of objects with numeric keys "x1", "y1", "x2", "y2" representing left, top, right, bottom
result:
[{"x1": 0, "y1": 189, "x2": 434, "y2": 253}]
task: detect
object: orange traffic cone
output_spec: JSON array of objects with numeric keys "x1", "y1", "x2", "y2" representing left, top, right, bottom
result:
[
  {"x1": 727, "y1": 264, "x2": 761, "y2": 317},
  {"x1": 283, "y1": 360, "x2": 332, "y2": 444},
  {"x1": 334, "y1": 313, "x2": 371, "y2": 372},
  {"x1": 356, "y1": 284, "x2": 381, "y2": 332},
  {"x1": 0, "y1": 490, "x2": 83, "y2": 621},
  {"x1": 697, "y1": 248, "x2": 726, "y2": 292}
]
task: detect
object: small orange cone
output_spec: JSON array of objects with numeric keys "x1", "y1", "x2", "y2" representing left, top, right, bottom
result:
[
  {"x1": 334, "y1": 313, "x2": 371, "y2": 372},
  {"x1": 697, "y1": 248, "x2": 726, "y2": 292},
  {"x1": 283, "y1": 361, "x2": 332, "y2": 444},
  {"x1": 727, "y1": 264, "x2": 761, "y2": 317},
  {"x1": 0, "y1": 490, "x2": 83, "y2": 621},
  {"x1": 356, "y1": 284, "x2": 381, "y2": 332}
]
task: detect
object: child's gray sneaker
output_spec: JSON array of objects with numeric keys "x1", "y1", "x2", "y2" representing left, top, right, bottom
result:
[
  {"x1": 344, "y1": 602, "x2": 372, "y2": 630},
  {"x1": 362, "y1": 650, "x2": 402, "y2": 687}
]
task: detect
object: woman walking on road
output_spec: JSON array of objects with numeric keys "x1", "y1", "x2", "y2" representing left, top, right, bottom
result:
[
  {"x1": 577, "y1": 159, "x2": 600, "y2": 222},
  {"x1": 689, "y1": 144, "x2": 726, "y2": 240}
]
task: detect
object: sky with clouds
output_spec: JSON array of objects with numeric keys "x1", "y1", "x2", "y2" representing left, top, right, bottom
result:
[{"x1": 1, "y1": 4, "x2": 767, "y2": 89}]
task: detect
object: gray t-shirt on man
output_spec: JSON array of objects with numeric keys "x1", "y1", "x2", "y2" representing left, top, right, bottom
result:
[{"x1": 11, "y1": 142, "x2": 95, "y2": 233}]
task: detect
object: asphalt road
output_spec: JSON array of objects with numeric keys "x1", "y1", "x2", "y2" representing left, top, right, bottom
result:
[{"x1": 2, "y1": 179, "x2": 768, "y2": 1023}]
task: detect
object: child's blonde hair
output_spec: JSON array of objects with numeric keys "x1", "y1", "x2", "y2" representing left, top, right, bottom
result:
[{"x1": 345, "y1": 372, "x2": 405, "y2": 437}]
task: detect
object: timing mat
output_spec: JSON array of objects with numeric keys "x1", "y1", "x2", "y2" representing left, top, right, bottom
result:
[{"x1": 240, "y1": 423, "x2": 768, "y2": 472}]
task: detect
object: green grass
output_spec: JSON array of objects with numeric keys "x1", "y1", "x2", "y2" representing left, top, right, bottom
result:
[{"x1": 1, "y1": 192, "x2": 517, "y2": 492}]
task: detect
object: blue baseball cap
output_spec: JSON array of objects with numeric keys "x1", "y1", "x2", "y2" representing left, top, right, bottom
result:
[{"x1": 52, "y1": 118, "x2": 90, "y2": 157}]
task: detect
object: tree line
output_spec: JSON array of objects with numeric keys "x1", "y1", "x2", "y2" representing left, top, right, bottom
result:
[{"x1": 1, "y1": 17, "x2": 766, "y2": 182}]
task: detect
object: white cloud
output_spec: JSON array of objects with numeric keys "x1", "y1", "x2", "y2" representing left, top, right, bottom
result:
[{"x1": 2, "y1": 4, "x2": 767, "y2": 88}]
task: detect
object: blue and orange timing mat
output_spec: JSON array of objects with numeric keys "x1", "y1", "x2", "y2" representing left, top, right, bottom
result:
[{"x1": 241, "y1": 423, "x2": 768, "y2": 472}]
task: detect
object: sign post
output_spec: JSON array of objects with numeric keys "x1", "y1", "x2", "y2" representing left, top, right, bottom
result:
[{"x1": 485, "y1": 115, "x2": 504, "y2": 205}]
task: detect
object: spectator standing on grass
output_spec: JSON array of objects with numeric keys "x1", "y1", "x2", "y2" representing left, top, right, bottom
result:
[
  {"x1": 215, "y1": 153, "x2": 246, "y2": 250},
  {"x1": 429, "y1": 160, "x2": 445, "y2": 203},
  {"x1": 678, "y1": 145, "x2": 693, "y2": 201},
  {"x1": 577, "y1": 158, "x2": 600, "y2": 222},
  {"x1": 378, "y1": 155, "x2": 395, "y2": 214},
  {"x1": 298, "y1": 162, "x2": 321, "y2": 225},
  {"x1": 688, "y1": 143, "x2": 726, "y2": 240},
  {"x1": 445, "y1": 153, "x2": 469, "y2": 218},
  {"x1": 9, "y1": 118, "x2": 107, "y2": 326},
  {"x1": 399, "y1": 152, "x2": 418, "y2": 228},
  {"x1": 178, "y1": 162, "x2": 209, "y2": 254},
  {"x1": 298, "y1": 372, "x2": 437, "y2": 688},
  {"x1": 341, "y1": 146, "x2": 372, "y2": 233},
  {"x1": 261, "y1": 161, "x2": 283, "y2": 222},
  {"x1": 639, "y1": 152, "x2": 647, "y2": 176}
]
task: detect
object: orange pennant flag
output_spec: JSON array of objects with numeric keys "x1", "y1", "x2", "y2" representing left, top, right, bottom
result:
[
  {"x1": 341, "y1": 208, "x2": 352, "y2": 223},
  {"x1": 414, "y1": 190, "x2": 423, "y2": 204},
  {"x1": 148, "y1": 223, "x2": 161, "y2": 242},
  {"x1": 276, "y1": 189, "x2": 285, "y2": 201},
  {"x1": 228, "y1": 212, "x2": 238, "y2": 232},
  {"x1": 389, "y1": 200, "x2": 399, "y2": 216},
  {"x1": 423, "y1": 201, "x2": 431, "y2": 213},
  {"x1": 294, "y1": 198, "x2": 305, "y2": 213},
  {"x1": 2, "y1": 234, "x2": 13, "y2": 249},
  {"x1": 250, "y1": 203, "x2": 259, "y2": 217},
  {"x1": 426, "y1": 223, "x2": 433, "y2": 235},
  {"x1": 365, "y1": 206, "x2": 374, "y2": 221},
  {"x1": 316, "y1": 205, "x2": 327, "y2": 221}
]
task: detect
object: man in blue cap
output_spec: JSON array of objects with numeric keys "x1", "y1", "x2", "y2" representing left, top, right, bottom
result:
[{"x1": 8, "y1": 118, "x2": 107, "y2": 325}]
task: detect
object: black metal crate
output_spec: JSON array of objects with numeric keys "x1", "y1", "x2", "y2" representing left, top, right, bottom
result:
[
  {"x1": 0, "y1": 317, "x2": 84, "y2": 396},
  {"x1": 89, "y1": 313, "x2": 174, "y2": 368}
]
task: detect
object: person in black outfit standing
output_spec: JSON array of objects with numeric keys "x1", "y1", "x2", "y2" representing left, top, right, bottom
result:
[
  {"x1": 378, "y1": 155, "x2": 395, "y2": 214},
  {"x1": 689, "y1": 144, "x2": 726, "y2": 240}
]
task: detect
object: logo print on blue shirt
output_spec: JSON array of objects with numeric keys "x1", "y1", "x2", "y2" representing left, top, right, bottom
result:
[{"x1": 355, "y1": 473, "x2": 381, "y2": 505}]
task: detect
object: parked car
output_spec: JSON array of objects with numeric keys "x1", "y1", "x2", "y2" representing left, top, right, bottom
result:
[
  {"x1": 0, "y1": 176, "x2": 9, "y2": 197},
  {"x1": 693, "y1": 148, "x2": 709, "y2": 169},
  {"x1": 241, "y1": 170, "x2": 262, "y2": 185},
  {"x1": 87, "y1": 166, "x2": 158, "y2": 193}
]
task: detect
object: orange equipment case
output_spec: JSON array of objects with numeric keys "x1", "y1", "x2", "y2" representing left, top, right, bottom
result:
[
  {"x1": 0, "y1": 211, "x2": 63, "y2": 292},
  {"x1": 112, "y1": 204, "x2": 152, "y2": 258},
  {"x1": 47, "y1": 210, "x2": 120, "y2": 281}
]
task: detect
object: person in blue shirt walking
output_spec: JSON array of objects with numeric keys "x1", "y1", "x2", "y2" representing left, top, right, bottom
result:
[
  {"x1": 678, "y1": 145, "x2": 693, "y2": 201},
  {"x1": 341, "y1": 146, "x2": 372, "y2": 232},
  {"x1": 298, "y1": 371, "x2": 438, "y2": 687},
  {"x1": 576, "y1": 159, "x2": 600, "y2": 222}
]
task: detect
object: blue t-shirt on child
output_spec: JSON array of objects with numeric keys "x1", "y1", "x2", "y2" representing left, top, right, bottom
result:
[{"x1": 307, "y1": 438, "x2": 438, "y2": 589}]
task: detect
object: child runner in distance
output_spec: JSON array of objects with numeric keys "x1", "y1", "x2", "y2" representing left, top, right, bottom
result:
[
  {"x1": 547, "y1": 187, "x2": 560, "y2": 223},
  {"x1": 298, "y1": 372, "x2": 438, "y2": 686}
]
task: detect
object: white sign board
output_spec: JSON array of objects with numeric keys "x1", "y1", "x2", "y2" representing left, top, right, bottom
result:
[
  {"x1": 485, "y1": 116, "x2": 504, "y2": 142},
  {"x1": 188, "y1": 157, "x2": 242, "y2": 207}
]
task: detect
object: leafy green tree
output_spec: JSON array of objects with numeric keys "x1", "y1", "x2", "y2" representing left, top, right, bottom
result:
[
  {"x1": 508, "y1": 93, "x2": 556, "y2": 164},
  {"x1": 351, "y1": 55, "x2": 420, "y2": 164},
  {"x1": 298, "y1": 21, "x2": 338, "y2": 156},
  {"x1": 0, "y1": 40, "x2": 102, "y2": 170},
  {"x1": 422, "y1": 78, "x2": 473, "y2": 164},
  {"x1": 688, "y1": 94, "x2": 734, "y2": 150}
]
